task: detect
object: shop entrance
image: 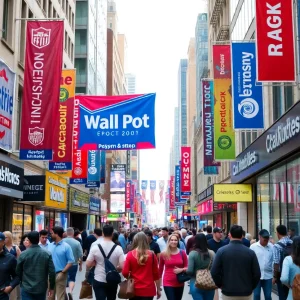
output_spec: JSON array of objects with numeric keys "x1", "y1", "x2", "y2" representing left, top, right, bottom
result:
[{"x1": 70, "y1": 213, "x2": 87, "y2": 230}]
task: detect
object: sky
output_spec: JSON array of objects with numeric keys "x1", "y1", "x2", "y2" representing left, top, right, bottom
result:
[{"x1": 117, "y1": 0, "x2": 206, "y2": 181}]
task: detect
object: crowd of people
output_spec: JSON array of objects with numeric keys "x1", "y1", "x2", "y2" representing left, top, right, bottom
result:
[{"x1": 0, "y1": 223, "x2": 299, "y2": 300}]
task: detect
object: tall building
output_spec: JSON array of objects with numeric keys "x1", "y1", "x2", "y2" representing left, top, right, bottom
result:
[
  {"x1": 126, "y1": 73, "x2": 136, "y2": 94},
  {"x1": 178, "y1": 59, "x2": 188, "y2": 146},
  {"x1": 75, "y1": 0, "x2": 107, "y2": 95}
]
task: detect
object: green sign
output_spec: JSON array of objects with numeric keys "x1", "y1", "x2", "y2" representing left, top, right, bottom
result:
[
  {"x1": 69, "y1": 187, "x2": 89, "y2": 213},
  {"x1": 107, "y1": 213, "x2": 125, "y2": 221}
]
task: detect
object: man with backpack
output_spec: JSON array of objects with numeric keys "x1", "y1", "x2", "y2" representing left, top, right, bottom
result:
[
  {"x1": 86, "y1": 225, "x2": 124, "y2": 300},
  {"x1": 273, "y1": 225, "x2": 293, "y2": 300}
]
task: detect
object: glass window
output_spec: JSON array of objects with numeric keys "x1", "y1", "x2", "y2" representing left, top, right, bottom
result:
[
  {"x1": 257, "y1": 173, "x2": 270, "y2": 233},
  {"x1": 284, "y1": 85, "x2": 293, "y2": 111},
  {"x1": 273, "y1": 86, "x2": 282, "y2": 121},
  {"x1": 76, "y1": 1, "x2": 88, "y2": 26}
]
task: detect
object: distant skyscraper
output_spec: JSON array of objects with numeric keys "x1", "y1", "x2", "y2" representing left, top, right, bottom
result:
[{"x1": 126, "y1": 73, "x2": 136, "y2": 94}]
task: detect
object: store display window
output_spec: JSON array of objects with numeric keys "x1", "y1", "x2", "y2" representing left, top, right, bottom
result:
[{"x1": 55, "y1": 212, "x2": 68, "y2": 231}]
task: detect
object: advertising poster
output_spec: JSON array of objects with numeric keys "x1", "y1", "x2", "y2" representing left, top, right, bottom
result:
[
  {"x1": 70, "y1": 98, "x2": 87, "y2": 184},
  {"x1": 110, "y1": 193, "x2": 125, "y2": 213},
  {"x1": 180, "y1": 147, "x2": 191, "y2": 195},
  {"x1": 20, "y1": 21, "x2": 64, "y2": 160},
  {"x1": 0, "y1": 60, "x2": 15, "y2": 151},
  {"x1": 69, "y1": 187, "x2": 89, "y2": 213},
  {"x1": 110, "y1": 164, "x2": 126, "y2": 192},
  {"x1": 175, "y1": 165, "x2": 180, "y2": 203},
  {"x1": 231, "y1": 43, "x2": 264, "y2": 129},
  {"x1": 256, "y1": 0, "x2": 295, "y2": 82},
  {"x1": 86, "y1": 150, "x2": 100, "y2": 187},
  {"x1": 89, "y1": 196, "x2": 100, "y2": 214},
  {"x1": 49, "y1": 69, "x2": 75, "y2": 171},
  {"x1": 202, "y1": 79, "x2": 220, "y2": 174},
  {"x1": 76, "y1": 94, "x2": 156, "y2": 150},
  {"x1": 125, "y1": 180, "x2": 131, "y2": 210},
  {"x1": 213, "y1": 45, "x2": 235, "y2": 160}
]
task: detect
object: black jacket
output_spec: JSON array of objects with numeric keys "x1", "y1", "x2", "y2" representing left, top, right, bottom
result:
[
  {"x1": 211, "y1": 240, "x2": 261, "y2": 297},
  {"x1": 0, "y1": 250, "x2": 19, "y2": 291}
]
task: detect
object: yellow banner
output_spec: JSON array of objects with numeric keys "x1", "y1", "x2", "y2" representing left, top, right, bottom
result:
[
  {"x1": 45, "y1": 171, "x2": 68, "y2": 209},
  {"x1": 213, "y1": 184, "x2": 252, "y2": 203}
]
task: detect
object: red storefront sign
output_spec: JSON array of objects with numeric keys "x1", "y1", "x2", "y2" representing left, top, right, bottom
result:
[
  {"x1": 180, "y1": 147, "x2": 191, "y2": 194},
  {"x1": 125, "y1": 180, "x2": 131, "y2": 210},
  {"x1": 197, "y1": 198, "x2": 213, "y2": 215},
  {"x1": 256, "y1": 0, "x2": 295, "y2": 81}
]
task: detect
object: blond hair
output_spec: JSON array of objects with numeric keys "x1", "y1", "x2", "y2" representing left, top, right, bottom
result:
[
  {"x1": 162, "y1": 234, "x2": 179, "y2": 260},
  {"x1": 3, "y1": 231, "x2": 12, "y2": 244},
  {"x1": 131, "y1": 232, "x2": 150, "y2": 265}
]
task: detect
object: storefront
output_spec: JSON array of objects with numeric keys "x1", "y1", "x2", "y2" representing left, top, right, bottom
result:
[
  {"x1": 231, "y1": 101, "x2": 300, "y2": 240},
  {"x1": 89, "y1": 196, "x2": 100, "y2": 230},
  {"x1": 69, "y1": 187, "x2": 89, "y2": 230}
]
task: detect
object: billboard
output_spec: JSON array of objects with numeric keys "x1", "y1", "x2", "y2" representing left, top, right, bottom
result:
[
  {"x1": 0, "y1": 60, "x2": 15, "y2": 151},
  {"x1": 110, "y1": 164, "x2": 126, "y2": 192},
  {"x1": 20, "y1": 21, "x2": 64, "y2": 160},
  {"x1": 213, "y1": 45, "x2": 235, "y2": 160},
  {"x1": 86, "y1": 150, "x2": 100, "y2": 187},
  {"x1": 231, "y1": 43, "x2": 264, "y2": 129}
]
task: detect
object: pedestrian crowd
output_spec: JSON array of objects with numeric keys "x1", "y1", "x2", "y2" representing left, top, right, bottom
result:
[{"x1": 0, "y1": 223, "x2": 300, "y2": 300}]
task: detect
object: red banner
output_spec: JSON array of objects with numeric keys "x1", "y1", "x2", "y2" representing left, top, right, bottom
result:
[
  {"x1": 70, "y1": 98, "x2": 87, "y2": 184},
  {"x1": 256, "y1": 0, "x2": 295, "y2": 81},
  {"x1": 125, "y1": 180, "x2": 131, "y2": 210},
  {"x1": 20, "y1": 21, "x2": 64, "y2": 160},
  {"x1": 170, "y1": 176, "x2": 175, "y2": 210},
  {"x1": 181, "y1": 147, "x2": 191, "y2": 194}
]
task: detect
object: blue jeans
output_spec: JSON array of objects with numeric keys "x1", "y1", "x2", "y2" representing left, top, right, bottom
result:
[
  {"x1": 164, "y1": 286, "x2": 184, "y2": 300},
  {"x1": 0, "y1": 293, "x2": 8, "y2": 300},
  {"x1": 253, "y1": 279, "x2": 272, "y2": 300},
  {"x1": 276, "y1": 280, "x2": 289, "y2": 300},
  {"x1": 190, "y1": 279, "x2": 215, "y2": 300},
  {"x1": 21, "y1": 289, "x2": 46, "y2": 300}
]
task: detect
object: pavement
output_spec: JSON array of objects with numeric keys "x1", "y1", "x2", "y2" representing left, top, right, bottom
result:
[{"x1": 71, "y1": 263, "x2": 279, "y2": 300}]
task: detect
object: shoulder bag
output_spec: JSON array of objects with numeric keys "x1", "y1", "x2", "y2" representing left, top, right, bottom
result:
[
  {"x1": 176, "y1": 250, "x2": 191, "y2": 283},
  {"x1": 195, "y1": 251, "x2": 217, "y2": 290}
]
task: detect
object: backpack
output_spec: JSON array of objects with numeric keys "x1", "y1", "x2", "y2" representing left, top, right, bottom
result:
[
  {"x1": 98, "y1": 244, "x2": 121, "y2": 285},
  {"x1": 277, "y1": 242, "x2": 293, "y2": 271},
  {"x1": 292, "y1": 274, "x2": 300, "y2": 299}
]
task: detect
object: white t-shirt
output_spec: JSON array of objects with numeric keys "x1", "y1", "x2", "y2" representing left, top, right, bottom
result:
[{"x1": 87, "y1": 240, "x2": 124, "y2": 283}]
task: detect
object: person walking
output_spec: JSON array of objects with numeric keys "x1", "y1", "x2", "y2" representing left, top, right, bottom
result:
[
  {"x1": 0, "y1": 232, "x2": 19, "y2": 300},
  {"x1": 86, "y1": 224, "x2": 124, "y2": 300},
  {"x1": 207, "y1": 227, "x2": 225, "y2": 254},
  {"x1": 159, "y1": 234, "x2": 188, "y2": 300},
  {"x1": 63, "y1": 227, "x2": 83, "y2": 300},
  {"x1": 186, "y1": 229, "x2": 197, "y2": 254},
  {"x1": 123, "y1": 232, "x2": 161, "y2": 300},
  {"x1": 250, "y1": 229, "x2": 274, "y2": 300},
  {"x1": 281, "y1": 236, "x2": 300, "y2": 299},
  {"x1": 206, "y1": 226, "x2": 213, "y2": 241},
  {"x1": 38, "y1": 229, "x2": 50, "y2": 251},
  {"x1": 273, "y1": 224, "x2": 293, "y2": 300},
  {"x1": 16, "y1": 231, "x2": 55, "y2": 300},
  {"x1": 157, "y1": 227, "x2": 169, "y2": 252},
  {"x1": 118, "y1": 228, "x2": 127, "y2": 252},
  {"x1": 211, "y1": 225, "x2": 261, "y2": 300},
  {"x1": 83, "y1": 230, "x2": 97, "y2": 258},
  {"x1": 48, "y1": 226, "x2": 75, "y2": 300},
  {"x1": 144, "y1": 230, "x2": 160, "y2": 257},
  {"x1": 187, "y1": 233, "x2": 215, "y2": 300}
]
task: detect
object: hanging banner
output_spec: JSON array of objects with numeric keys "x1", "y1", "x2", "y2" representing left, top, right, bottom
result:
[
  {"x1": 125, "y1": 180, "x2": 131, "y2": 210},
  {"x1": 49, "y1": 69, "x2": 75, "y2": 171},
  {"x1": 175, "y1": 165, "x2": 180, "y2": 203},
  {"x1": 202, "y1": 79, "x2": 220, "y2": 174},
  {"x1": 158, "y1": 180, "x2": 165, "y2": 203},
  {"x1": 76, "y1": 94, "x2": 156, "y2": 150},
  {"x1": 20, "y1": 21, "x2": 64, "y2": 160},
  {"x1": 0, "y1": 60, "x2": 15, "y2": 152},
  {"x1": 150, "y1": 180, "x2": 156, "y2": 205},
  {"x1": 256, "y1": 0, "x2": 295, "y2": 82},
  {"x1": 141, "y1": 180, "x2": 147, "y2": 200},
  {"x1": 231, "y1": 43, "x2": 264, "y2": 129},
  {"x1": 86, "y1": 150, "x2": 100, "y2": 187},
  {"x1": 213, "y1": 45, "x2": 235, "y2": 160},
  {"x1": 110, "y1": 164, "x2": 126, "y2": 192},
  {"x1": 70, "y1": 98, "x2": 87, "y2": 184},
  {"x1": 170, "y1": 177, "x2": 175, "y2": 210},
  {"x1": 180, "y1": 147, "x2": 191, "y2": 195},
  {"x1": 130, "y1": 182, "x2": 136, "y2": 211},
  {"x1": 100, "y1": 151, "x2": 106, "y2": 183}
]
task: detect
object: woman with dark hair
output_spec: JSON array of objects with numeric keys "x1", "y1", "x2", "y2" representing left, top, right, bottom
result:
[
  {"x1": 281, "y1": 236, "x2": 300, "y2": 299},
  {"x1": 187, "y1": 233, "x2": 215, "y2": 300},
  {"x1": 19, "y1": 234, "x2": 30, "y2": 252},
  {"x1": 112, "y1": 231, "x2": 121, "y2": 246},
  {"x1": 125, "y1": 231, "x2": 137, "y2": 254}
]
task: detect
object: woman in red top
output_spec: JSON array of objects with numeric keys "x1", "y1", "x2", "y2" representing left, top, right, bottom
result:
[
  {"x1": 159, "y1": 234, "x2": 188, "y2": 300},
  {"x1": 122, "y1": 232, "x2": 161, "y2": 300}
]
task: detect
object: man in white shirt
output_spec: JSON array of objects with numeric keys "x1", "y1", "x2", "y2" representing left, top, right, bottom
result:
[
  {"x1": 250, "y1": 229, "x2": 273, "y2": 300},
  {"x1": 157, "y1": 227, "x2": 169, "y2": 252},
  {"x1": 39, "y1": 229, "x2": 50, "y2": 250},
  {"x1": 86, "y1": 225, "x2": 124, "y2": 300}
]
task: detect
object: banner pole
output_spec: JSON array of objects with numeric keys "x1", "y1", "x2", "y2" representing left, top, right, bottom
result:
[{"x1": 15, "y1": 18, "x2": 64, "y2": 21}]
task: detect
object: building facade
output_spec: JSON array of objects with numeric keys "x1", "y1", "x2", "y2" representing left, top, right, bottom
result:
[{"x1": 125, "y1": 73, "x2": 136, "y2": 95}]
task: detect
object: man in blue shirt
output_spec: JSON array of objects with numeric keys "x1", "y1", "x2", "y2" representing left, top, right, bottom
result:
[
  {"x1": 48, "y1": 226, "x2": 75, "y2": 300},
  {"x1": 118, "y1": 228, "x2": 127, "y2": 252}
]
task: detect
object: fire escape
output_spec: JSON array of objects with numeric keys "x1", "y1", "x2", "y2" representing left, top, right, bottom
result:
[{"x1": 210, "y1": 0, "x2": 225, "y2": 27}]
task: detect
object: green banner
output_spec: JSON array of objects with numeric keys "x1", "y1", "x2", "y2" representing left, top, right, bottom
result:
[{"x1": 69, "y1": 187, "x2": 89, "y2": 213}]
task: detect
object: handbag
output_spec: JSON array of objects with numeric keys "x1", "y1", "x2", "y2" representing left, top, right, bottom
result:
[
  {"x1": 79, "y1": 280, "x2": 93, "y2": 299},
  {"x1": 195, "y1": 252, "x2": 217, "y2": 290},
  {"x1": 118, "y1": 274, "x2": 135, "y2": 299},
  {"x1": 176, "y1": 250, "x2": 191, "y2": 283}
]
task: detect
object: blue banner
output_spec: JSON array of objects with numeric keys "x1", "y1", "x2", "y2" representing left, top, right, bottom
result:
[
  {"x1": 175, "y1": 165, "x2": 180, "y2": 203},
  {"x1": 89, "y1": 196, "x2": 100, "y2": 214},
  {"x1": 77, "y1": 94, "x2": 156, "y2": 150},
  {"x1": 150, "y1": 180, "x2": 156, "y2": 190},
  {"x1": 86, "y1": 150, "x2": 100, "y2": 187},
  {"x1": 141, "y1": 180, "x2": 148, "y2": 190},
  {"x1": 100, "y1": 151, "x2": 106, "y2": 183},
  {"x1": 232, "y1": 42, "x2": 264, "y2": 129}
]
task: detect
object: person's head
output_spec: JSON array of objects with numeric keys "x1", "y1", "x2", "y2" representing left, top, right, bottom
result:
[
  {"x1": 242, "y1": 230, "x2": 246, "y2": 238},
  {"x1": 173, "y1": 232, "x2": 181, "y2": 243},
  {"x1": 192, "y1": 228, "x2": 197, "y2": 236},
  {"x1": 114, "y1": 171, "x2": 121, "y2": 181},
  {"x1": 213, "y1": 227, "x2": 223, "y2": 241},
  {"x1": 112, "y1": 231, "x2": 119, "y2": 243},
  {"x1": 51, "y1": 226, "x2": 64, "y2": 241},
  {"x1": 203, "y1": 227, "x2": 207, "y2": 232},
  {"x1": 288, "y1": 228, "x2": 296, "y2": 238},
  {"x1": 180, "y1": 228, "x2": 187, "y2": 238},
  {"x1": 144, "y1": 229, "x2": 153, "y2": 244},
  {"x1": 3, "y1": 231, "x2": 13, "y2": 246},
  {"x1": 74, "y1": 229, "x2": 80, "y2": 238},
  {"x1": 66, "y1": 227, "x2": 74, "y2": 237},
  {"x1": 258, "y1": 229, "x2": 270, "y2": 247},
  {"x1": 161, "y1": 227, "x2": 168, "y2": 238},
  {"x1": 103, "y1": 225, "x2": 114, "y2": 238},
  {"x1": 245, "y1": 233, "x2": 252, "y2": 241},
  {"x1": 89, "y1": 230, "x2": 94, "y2": 235},
  {"x1": 169, "y1": 228, "x2": 174, "y2": 235},
  {"x1": 229, "y1": 225, "x2": 243, "y2": 240},
  {"x1": 22, "y1": 234, "x2": 31, "y2": 249},
  {"x1": 164, "y1": 234, "x2": 179, "y2": 259},
  {"x1": 94, "y1": 228, "x2": 103, "y2": 238},
  {"x1": 276, "y1": 225, "x2": 287, "y2": 239},
  {"x1": 153, "y1": 229, "x2": 158, "y2": 236},
  {"x1": 292, "y1": 236, "x2": 300, "y2": 267},
  {"x1": 28, "y1": 231, "x2": 39, "y2": 245},
  {"x1": 120, "y1": 228, "x2": 126, "y2": 234},
  {"x1": 132, "y1": 232, "x2": 149, "y2": 265},
  {"x1": 132, "y1": 225, "x2": 138, "y2": 232},
  {"x1": 206, "y1": 226, "x2": 212, "y2": 234},
  {"x1": 39, "y1": 229, "x2": 48, "y2": 245},
  {"x1": 0, "y1": 232, "x2": 5, "y2": 251},
  {"x1": 128, "y1": 231, "x2": 137, "y2": 243}
]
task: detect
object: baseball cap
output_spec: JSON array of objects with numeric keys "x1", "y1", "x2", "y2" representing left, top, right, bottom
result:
[
  {"x1": 0, "y1": 232, "x2": 5, "y2": 241},
  {"x1": 259, "y1": 229, "x2": 270, "y2": 238},
  {"x1": 213, "y1": 227, "x2": 222, "y2": 233}
]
